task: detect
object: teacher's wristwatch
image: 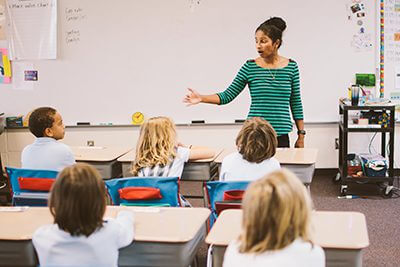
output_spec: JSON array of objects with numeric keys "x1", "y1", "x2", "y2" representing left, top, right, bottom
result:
[{"x1": 297, "y1": 130, "x2": 306, "y2": 135}]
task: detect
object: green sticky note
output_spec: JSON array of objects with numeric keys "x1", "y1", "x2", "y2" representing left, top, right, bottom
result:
[{"x1": 356, "y1": 73, "x2": 376, "y2": 87}]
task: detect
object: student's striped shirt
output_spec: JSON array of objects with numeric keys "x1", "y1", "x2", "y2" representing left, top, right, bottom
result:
[{"x1": 217, "y1": 59, "x2": 304, "y2": 136}]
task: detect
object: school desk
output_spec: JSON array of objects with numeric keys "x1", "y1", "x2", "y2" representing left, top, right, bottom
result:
[
  {"x1": 205, "y1": 209, "x2": 369, "y2": 267},
  {"x1": 215, "y1": 148, "x2": 318, "y2": 187},
  {"x1": 0, "y1": 206, "x2": 210, "y2": 267},
  {"x1": 70, "y1": 146, "x2": 132, "y2": 179}
]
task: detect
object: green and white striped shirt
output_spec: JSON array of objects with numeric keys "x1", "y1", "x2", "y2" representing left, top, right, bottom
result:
[{"x1": 217, "y1": 59, "x2": 304, "y2": 136}]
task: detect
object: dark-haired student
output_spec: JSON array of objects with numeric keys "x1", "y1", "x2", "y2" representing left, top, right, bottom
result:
[
  {"x1": 184, "y1": 17, "x2": 305, "y2": 148},
  {"x1": 220, "y1": 117, "x2": 280, "y2": 181},
  {"x1": 33, "y1": 163, "x2": 134, "y2": 267},
  {"x1": 21, "y1": 107, "x2": 75, "y2": 171}
]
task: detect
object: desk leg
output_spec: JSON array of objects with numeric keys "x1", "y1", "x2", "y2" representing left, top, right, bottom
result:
[
  {"x1": 212, "y1": 245, "x2": 227, "y2": 267},
  {"x1": 325, "y1": 248, "x2": 362, "y2": 267}
]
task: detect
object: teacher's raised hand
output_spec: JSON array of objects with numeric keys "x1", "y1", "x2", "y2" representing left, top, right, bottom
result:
[
  {"x1": 183, "y1": 88, "x2": 202, "y2": 106},
  {"x1": 183, "y1": 88, "x2": 221, "y2": 106}
]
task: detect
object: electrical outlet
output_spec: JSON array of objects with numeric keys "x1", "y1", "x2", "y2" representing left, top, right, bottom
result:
[
  {"x1": 335, "y1": 138, "x2": 339, "y2": 149},
  {"x1": 87, "y1": 140, "x2": 94, "y2": 147}
]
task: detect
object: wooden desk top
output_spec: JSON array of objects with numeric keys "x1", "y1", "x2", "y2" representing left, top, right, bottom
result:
[
  {"x1": 71, "y1": 146, "x2": 133, "y2": 162},
  {"x1": 117, "y1": 148, "x2": 224, "y2": 163},
  {"x1": 206, "y1": 210, "x2": 369, "y2": 249},
  {"x1": 0, "y1": 206, "x2": 210, "y2": 243},
  {"x1": 214, "y1": 148, "x2": 318, "y2": 165}
]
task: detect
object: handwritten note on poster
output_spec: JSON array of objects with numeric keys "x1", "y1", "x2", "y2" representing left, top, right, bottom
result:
[
  {"x1": 64, "y1": 6, "x2": 86, "y2": 45},
  {"x1": 6, "y1": 0, "x2": 57, "y2": 60}
]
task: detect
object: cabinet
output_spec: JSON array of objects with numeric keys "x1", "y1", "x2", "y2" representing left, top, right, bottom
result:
[{"x1": 338, "y1": 102, "x2": 395, "y2": 197}]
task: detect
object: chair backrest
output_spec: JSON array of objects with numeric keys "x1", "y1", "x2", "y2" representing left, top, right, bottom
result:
[
  {"x1": 204, "y1": 180, "x2": 250, "y2": 226},
  {"x1": 215, "y1": 201, "x2": 242, "y2": 216},
  {"x1": 5, "y1": 167, "x2": 58, "y2": 206},
  {"x1": 105, "y1": 177, "x2": 181, "y2": 207}
]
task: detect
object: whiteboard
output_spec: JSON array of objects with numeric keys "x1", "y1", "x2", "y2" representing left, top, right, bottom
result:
[{"x1": 1, "y1": 0, "x2": 378, "y2": 125}]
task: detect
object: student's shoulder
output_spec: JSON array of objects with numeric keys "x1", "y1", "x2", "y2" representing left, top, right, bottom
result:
[
  {"x1": 33, "y1": 224, "x2": 59, "y2": 240},
  {"x1": 53, "y1": 141, "x2": 73, "y2": 153},
  {"x1": 222, "y1": 152, "x2": 243, "y2": 165},
  {"x1": 176, "y1": 146, "x2": 190, "y2": 159},
  {"x1": 223, "y1": 151, "x2": 241, "y2": 160}
]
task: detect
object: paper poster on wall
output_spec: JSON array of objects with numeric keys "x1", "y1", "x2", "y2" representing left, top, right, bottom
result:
[
  {"x1": 0, "y1": 0, "x2": 6, "y2": 40},
  {"x1": 6, "y1": 0, "x2": 57, "y2": 60},
  {"x1": 346, "y1": 0, "x2": 372, "y2": 52},
  {"x1": 0, "y1": 48, "x2": 11, "y2": 83},
  {"x1": 11, "y1": 61, "x2": 35, "y2": 91},
  {"x1": 385, "y1": 0, "x2": 400, "y2": 63},
  {"x1": 395, "y1": 66, "x2": 400, "y2": 89}
]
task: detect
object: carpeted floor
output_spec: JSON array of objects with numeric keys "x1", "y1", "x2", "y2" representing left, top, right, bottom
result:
[{"x1": 190, "y1": 171, "x2": 400, "y2": 267}]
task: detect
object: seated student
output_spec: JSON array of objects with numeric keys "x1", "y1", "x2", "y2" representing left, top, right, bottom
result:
[
  {"x1": 131, "y1": 116, "x2": 215, "y2": 177},
  {"x1": 21, "y1": 107, "x2": 75, "y2": 171},
  {"x1": 223, "y1": 169, "x2": 325, "y2": 267},
  {"x1": 220, "y1": 117, "x2": 280, "y2": 181},
  {"x1": 33, "y1": 163, "x2": 134, "y2": 267}
]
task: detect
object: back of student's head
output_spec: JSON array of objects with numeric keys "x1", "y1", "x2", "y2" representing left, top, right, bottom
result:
[
  {"x1": 236, "y1": 117, "x2": 277, "y2": 163},
  {"x1": 49, "y1": 163, "x2": 106, "y2": 237},
  {"x1": 28, "y1": 107, "x2": 57, "y2": 137},
  {"x1": 239, "y1": 169, "x2": 312, "y2": 253},
  {"x1": 131, "y1": 116, "x2": 177, "y2": 175}
]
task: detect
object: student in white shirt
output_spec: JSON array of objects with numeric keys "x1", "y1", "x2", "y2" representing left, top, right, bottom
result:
[
  {"x1": 21, "y1": 107, "x2": 75, "y2": 171},
  {"x1": 220, "y1": 117, "x2": 280, "y2": 181},
  {"x1": 223, "y1": 169, "x2": 325, "y2": 267},
  {"x1": 131, "y1": 116, "x2": 215, "y2": 177},
  {"x1": 33, "y1": 163, "x2": 134, "y2": 267}
]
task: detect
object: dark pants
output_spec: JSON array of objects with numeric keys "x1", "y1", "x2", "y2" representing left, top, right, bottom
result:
[{"x1": 277, "y1": 134, "x2": 290, "y2": 148}]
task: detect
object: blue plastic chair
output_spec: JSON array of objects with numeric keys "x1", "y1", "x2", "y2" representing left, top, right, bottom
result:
[
  {"x1": 205, "y1": 180, "x2": 250, "y2": 226},
  {"x1": 5, "y1": 167, "x2": 58, "y2": 206},
  {"x1": 105, "y1": 177, "x2": 181, "y2": 207}
]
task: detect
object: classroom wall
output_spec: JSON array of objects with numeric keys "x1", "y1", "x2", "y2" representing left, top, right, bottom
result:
[
  {"x1": 2, "y1": 123, "x2": 400, "y2": 170},
  {"x1": 1, "y1": 0, "x2": 378, "y2": 125}
]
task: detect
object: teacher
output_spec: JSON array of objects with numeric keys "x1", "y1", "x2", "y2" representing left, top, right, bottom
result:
[{"x1": 183, "y1": 17, "x2": 305, "y2": 148}]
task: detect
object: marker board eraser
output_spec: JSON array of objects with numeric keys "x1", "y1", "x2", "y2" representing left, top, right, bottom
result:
[{"x1": 77, "y1": 122, "x2": 91, "y2": 126}]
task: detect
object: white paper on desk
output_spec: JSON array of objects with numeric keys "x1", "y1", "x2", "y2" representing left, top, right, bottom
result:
[
  {"x1": 11, "y1": 61, "x2": 34, "y2": 90},
  {"x1": 0, "y1": 206, "x2": 28, "y2": 212},
  {"x1": 395, "y1": 66, "x2": 400, "y2": 89},
  {"x1": 6, "y1": 0, "x2": 57, "y2": 60}
]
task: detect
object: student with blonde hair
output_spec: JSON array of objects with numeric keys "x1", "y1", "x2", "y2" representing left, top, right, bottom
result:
[
  {"x1": 220, "y1": 117, "x2": 280, "y2": 181},
  {"x1": 223, "y1": 169, "x2": 325, "y2": 267},
  {"x1": 33, "y1": 163, "x2": 134, "y2": 267},
  {"x1": 131, "y1": 116, "x2": 215, "y2": 177}
]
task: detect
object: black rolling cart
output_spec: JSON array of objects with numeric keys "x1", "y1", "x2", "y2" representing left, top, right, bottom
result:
[{"x1": 337, "y1": 102, "x2": 395, "y2": 197}]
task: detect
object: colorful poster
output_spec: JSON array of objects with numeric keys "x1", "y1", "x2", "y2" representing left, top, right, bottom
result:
[{"x1": 0, "y1": 48, "x2": 11, "y2": 84}]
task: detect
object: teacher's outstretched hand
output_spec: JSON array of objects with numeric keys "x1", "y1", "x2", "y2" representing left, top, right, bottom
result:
[
  {"x1": 183, "y1": 88, "x2": 221, "y2": 106},
  {"x1": 183, "y1": 17, "x2": 305, "y2": 148}
]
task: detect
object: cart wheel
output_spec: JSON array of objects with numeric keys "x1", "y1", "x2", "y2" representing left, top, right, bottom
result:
[
  {"x1": 383, "y1": 188, "x2": 393, "y2": 198},
  {"x1": 340, "y1": 185, "x2": 347, "y2": 196},
  {"x1": 332, "y1": 172, "x2": 341, "y2": 183}
]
